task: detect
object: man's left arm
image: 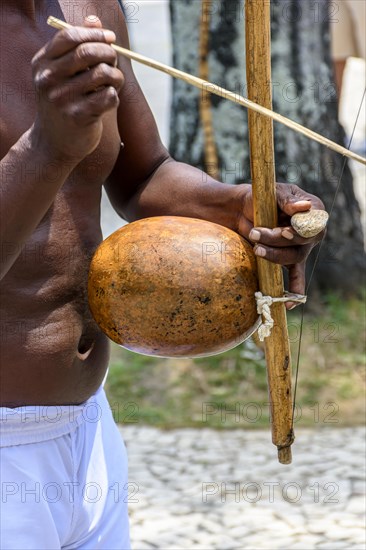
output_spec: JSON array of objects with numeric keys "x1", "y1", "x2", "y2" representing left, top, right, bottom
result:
[{"x1": 104, "y1": 11, "x2": 324, "y2": 299}]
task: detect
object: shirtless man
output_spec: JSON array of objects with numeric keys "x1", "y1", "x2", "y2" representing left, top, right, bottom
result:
[{"x1": 0, "y1": 1, "x2": 324, "y2": 548}]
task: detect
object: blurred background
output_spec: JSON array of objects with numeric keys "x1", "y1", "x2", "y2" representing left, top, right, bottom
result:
[{"x1": 100, "y1": 1, "x2": 365, "y2": 549}]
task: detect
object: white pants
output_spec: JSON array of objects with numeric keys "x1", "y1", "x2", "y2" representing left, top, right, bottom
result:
[{"x1": 0, "y1": 387, "x2": 131, "y2": 549}]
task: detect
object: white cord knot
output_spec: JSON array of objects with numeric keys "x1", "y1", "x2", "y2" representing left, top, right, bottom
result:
[{"x1": 255, "y1": 292, "x2": 307, "y2": 341}]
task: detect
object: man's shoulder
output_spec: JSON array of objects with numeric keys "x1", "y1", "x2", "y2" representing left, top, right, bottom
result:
[{"x1": 61, "y1": 0, "x2": 127, "y2": 38}]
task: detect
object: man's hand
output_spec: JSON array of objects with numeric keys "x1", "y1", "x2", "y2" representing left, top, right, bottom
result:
[
  {"x1": 31, "y1": 16, "x2": 124, "y2": 162},
  {"x1": 238, "y1": 183, "x2": 326, "y2": 308}
]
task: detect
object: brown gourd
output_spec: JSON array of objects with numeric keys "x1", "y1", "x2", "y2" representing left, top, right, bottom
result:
[{"x1": 88, "y1": 217, "x2": 260, "y2": 357}]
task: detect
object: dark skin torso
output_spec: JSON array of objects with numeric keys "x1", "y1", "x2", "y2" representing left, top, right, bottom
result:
[{"x1": 0, "y1": 2, "x2": 129, "y2": 406}]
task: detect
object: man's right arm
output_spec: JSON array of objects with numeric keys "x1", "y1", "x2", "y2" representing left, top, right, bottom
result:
[
  {"x1": 0, "y1": 129, "x2": 77, "y2": 279},
  {"x1": 0, "y1": 25, "x2": 123, "y2": 280}
]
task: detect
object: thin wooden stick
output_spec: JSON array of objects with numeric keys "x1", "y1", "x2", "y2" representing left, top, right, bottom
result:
[
  {"x1": 245, "y1": 0, "x2": 294, "y2": 464},
  {"x1": 47, "y1": 16, "x2": 366, "y2": 166}
]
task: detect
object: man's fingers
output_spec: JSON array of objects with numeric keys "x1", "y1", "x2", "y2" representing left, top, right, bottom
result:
[
  {"x1": 253, "y1": 242, "x2": 311, "y2": 265},
  {"x1": 35, "y1": 27, "x2": 116, "y2": 62},
  {"x1": 249, "y1": 226, "x2": 312, "y2": 247},
  {"x1": 286, "y1": 263, "x2": 306, "y2": 309},
  {"x1": 64, "y1": 42, "x2": 117, "y2": 74},
  {"x1": 81, "y1": 64, "x2": 124, "y2": 95},
  {"x1": 84, "y1": 15, "x2": 103, "y2": 28},
  {"x1": 237, "y1": 216, "x2": 254, "y2": 241},
  {"x1": 64, "y1": 86, "x2": 120, "y2": 122},
  {"x1": 35, "y1": 43, "x2": 118, "y2": 85},
  {"x1": 275, "y1": 183, "x2": 325, "y2": 217},
  {"x1": 38, "y1": 63, "x2": 123, "y2": 103},
  {"x1": 239, "y1": 182, "x2": 323, "y2": 311},
  {"x1": 83, "y1": 86, "x2": 120, "y2": 114},
  {"x1": 275, "y1": 183, "x2": 311, "y2": 216}
]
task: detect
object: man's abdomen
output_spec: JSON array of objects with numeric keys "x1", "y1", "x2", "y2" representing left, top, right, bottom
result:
[{"x1": 0, "y1": 208, "x2": 112, "y2": 407}]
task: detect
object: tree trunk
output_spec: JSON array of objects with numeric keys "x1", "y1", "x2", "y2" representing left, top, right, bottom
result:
[{"x1": 169, "y1": 0, "x2": 365, "y2": 295}]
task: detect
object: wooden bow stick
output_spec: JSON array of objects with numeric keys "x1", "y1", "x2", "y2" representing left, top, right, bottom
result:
[
  {"x1": 245, "y1": 0, "x2": 294, "y2": 464},
  {"x1": 47, "y1": 16, "x2": 366, "y2": 166}
]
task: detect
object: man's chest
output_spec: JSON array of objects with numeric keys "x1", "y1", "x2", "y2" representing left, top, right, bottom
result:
[{"x1": 0, "y1": 9, "x2": 122, "y2": 187}]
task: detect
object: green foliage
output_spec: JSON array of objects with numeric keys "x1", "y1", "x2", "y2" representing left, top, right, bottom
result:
[{"x1": 105, "y1": 294, "x2": 365, "y2": 430}]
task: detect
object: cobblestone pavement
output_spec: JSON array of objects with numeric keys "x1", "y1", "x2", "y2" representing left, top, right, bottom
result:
[{"x1": 120, "y1": 426, "x2": 365, "y2": 550}]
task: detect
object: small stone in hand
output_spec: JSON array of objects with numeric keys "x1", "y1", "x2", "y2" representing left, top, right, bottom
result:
[{"x1": 291, "y1": 209, "x2": 329, "y2": 238}]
